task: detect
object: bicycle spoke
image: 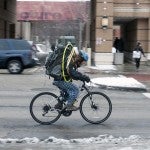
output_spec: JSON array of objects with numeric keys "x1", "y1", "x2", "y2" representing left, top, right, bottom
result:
[
  {"x1": 80, "y1": 92, "x2": 112, "y2": 124},
  {"x1": 30, "y1": 92, "x2": 61, "y2": 125}
]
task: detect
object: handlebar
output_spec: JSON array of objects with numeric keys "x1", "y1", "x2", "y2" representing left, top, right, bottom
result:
[{"x1": 80, "y1": 81, "x2": 92, "y2": 92}]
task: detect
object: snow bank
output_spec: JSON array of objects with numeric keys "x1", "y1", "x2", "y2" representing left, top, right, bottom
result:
[{"x1": 0, "y1": 135, "x2": 143, "y2": 144}]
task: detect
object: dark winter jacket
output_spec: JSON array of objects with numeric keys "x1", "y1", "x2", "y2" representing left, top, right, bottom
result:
[{"x1": 54, "y1": 61, "x2": 90, "y2": 82}]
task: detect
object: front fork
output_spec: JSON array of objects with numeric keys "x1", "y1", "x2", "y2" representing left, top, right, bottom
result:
[{"x1": 88, "y1": 93, "x2": 97, "y2": 110}]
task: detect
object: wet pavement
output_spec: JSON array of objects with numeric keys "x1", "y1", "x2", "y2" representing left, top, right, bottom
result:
[{"x1": 116, "y1": 63, "x2": 150, "y2": 92}]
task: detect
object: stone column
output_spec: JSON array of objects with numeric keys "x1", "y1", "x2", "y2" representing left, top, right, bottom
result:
[
  {"x1": 93, "y1": 0, "x2": 114, "y2": 65},
  {"x1": 148, "y1": 18, "x2": 150, "y2": 60},
  {"x1": 22, "y1": 22, "x2": 31, "y2": 41}
]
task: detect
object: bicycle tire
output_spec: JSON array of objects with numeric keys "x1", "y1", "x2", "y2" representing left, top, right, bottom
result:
[
  {"x1": 80, "y1": 92, "x2": 112, "y2": 124},
  {"x1": 30, "y1": 92, "x2": 61, "y2": 125}
]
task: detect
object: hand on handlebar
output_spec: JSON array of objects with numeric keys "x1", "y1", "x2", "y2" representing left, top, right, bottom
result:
[{"x1": 83, "y1": 75, "x2": 90, "y2": 83}]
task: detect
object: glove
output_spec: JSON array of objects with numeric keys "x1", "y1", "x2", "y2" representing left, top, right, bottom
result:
[{"x1": 83, "y1": 75, "x2": 90, "y2": 83}]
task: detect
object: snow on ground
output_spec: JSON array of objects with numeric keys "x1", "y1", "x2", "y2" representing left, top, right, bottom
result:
[
  {"x1": 91, "y1": 76, "x2": 146, "y2": 89},
  {"x1": 88, "y1": 65, "x2": 146, "y2": 89},
  {"x1": 0, "y1": 135, "x2": 146, "y2": 144},
  {"x1": 0, "y1": 135, "x2": 150, "y2": 150},
  {"x1": 143, "y1": 93, "x2": 150, "y2": 99}
]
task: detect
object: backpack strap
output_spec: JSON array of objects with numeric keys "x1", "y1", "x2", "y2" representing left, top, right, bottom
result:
[{"x1": 62, "y1": 43, "x2": 74, "y2": 82}]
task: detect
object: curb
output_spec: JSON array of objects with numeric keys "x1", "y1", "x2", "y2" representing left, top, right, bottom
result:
[{"x1": 96, "y1": 84, "x2": 147, "y2": 92}]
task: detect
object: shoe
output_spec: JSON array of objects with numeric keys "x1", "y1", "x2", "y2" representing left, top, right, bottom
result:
[
  {"x1": 54, "y1": 102, "x2": 63, "y2": 110},
  {"x1": 66, "y1": 104, "x2": 79, "y2": 111}
]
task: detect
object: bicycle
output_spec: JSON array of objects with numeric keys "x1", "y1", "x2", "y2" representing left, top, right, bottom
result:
[{"x1": 30, "y1": 81, "x2": 112, "y2": 125}]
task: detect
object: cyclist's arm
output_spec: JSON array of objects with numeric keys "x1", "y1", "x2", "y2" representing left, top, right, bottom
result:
[{"x1": 68, "y1": 63, "x2": 89, "y2": 82}]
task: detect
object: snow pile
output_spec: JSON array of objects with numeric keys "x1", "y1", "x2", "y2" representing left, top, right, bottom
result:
[
  {"x1": 0, "y1": 137, "x2": 39, "y2": 144},
  {"x1": 1, "y1": 135, "x2": 150, "y2": 150},
  {"x1": 91, "y1": 76, "x2": 146, "y2": 89},
  {"x1": 143, "y1": 93, "x2": 150, "y2": 99},
  {"x1": 87, "y1": 65, "x2": 147, "y2": 91},
  {"x1": 0, "y1": 135, "x2": 143, "y2": 144},
  {"x1": 70, "y1": 135, "x2": 142, "y2": 144}
]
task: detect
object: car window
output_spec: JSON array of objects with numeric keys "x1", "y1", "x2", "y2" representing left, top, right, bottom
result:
[
  {"x1": 0, "y1": 40, "x2": 10, "y2": 50},
  {"x1": 12, "y1": 40, "x2": 31, "y2": 50}
]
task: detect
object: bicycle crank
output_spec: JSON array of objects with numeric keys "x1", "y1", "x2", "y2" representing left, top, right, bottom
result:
[{"x1": 62, "y1": 109, "x2": 72, "y2": 117}]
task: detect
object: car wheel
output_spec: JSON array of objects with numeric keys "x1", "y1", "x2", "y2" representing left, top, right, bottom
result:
[{"x1": 7, "y1": 60, "x2": 23, "y2": 74}]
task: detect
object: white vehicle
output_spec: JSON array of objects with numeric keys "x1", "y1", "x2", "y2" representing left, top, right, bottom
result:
[
  {"x1": 33, "y1": 44, "x2": 52, "y2": 64},
  {"x1": 57, "y1": 36, "x2": 76, "y2": 46}
]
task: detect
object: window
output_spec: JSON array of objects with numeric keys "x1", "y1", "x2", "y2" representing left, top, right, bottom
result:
[
  {"x1": 0, "y1": 40, "x2": 10, "y2": 50},
  {"x1": 12, "y1": 40, "x2": 31, "y2": 50}
]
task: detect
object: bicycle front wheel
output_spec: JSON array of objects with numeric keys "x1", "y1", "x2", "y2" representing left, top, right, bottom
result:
[
  {"x1": 80, "y1": 92, "x2": 112, "y2": 124},
  {"x1": 30, "y1": 92, "x2": 61, "y2": 125}
]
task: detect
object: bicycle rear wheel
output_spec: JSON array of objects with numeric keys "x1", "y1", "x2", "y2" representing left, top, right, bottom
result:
[
  {"x1": 30, "y1": 92, "x2": 61, "y2": 125},
  {"x1": 80, "y1": 92, "x2": 112, "y2": 124}
]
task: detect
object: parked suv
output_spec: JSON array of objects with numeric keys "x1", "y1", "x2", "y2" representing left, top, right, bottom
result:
[{"x1": 0, "y1": 39, "x2": 39, "y2": 74}]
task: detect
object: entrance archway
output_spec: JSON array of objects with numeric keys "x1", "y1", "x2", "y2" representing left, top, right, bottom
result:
[
  {"x1": 90, "y1": 0, "x2": 150, "y2": 65},
  {"x1": 113, "y1": 18, "x2": 149, "y2": 63}
]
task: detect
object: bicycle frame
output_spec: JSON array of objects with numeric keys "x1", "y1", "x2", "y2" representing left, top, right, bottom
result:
[
  {"x1": 57, "y1": 81, "x2": 90, "y2": 101},
  {"x1": 80, "y1": 81, "x2": 91, "y2": 93}
]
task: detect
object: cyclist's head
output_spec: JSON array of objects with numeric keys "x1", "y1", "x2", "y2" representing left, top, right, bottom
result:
[
  {"x1": 75, "y1": 50, "x2": 88, "y2": 67},
  {"x1": 78, "y1": 50, "x2": 89, "y2": 62}
]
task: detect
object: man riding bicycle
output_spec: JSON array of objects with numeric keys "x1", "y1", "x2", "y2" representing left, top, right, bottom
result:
[{"x1": 53, "y1": 50, "x2": 90, "y2": 111}]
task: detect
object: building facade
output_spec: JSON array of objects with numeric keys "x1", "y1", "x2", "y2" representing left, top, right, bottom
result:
[
  {"x1": 16, "y1": 1, "x2": 90, "y2": 49},
  {"x1": 91, "y1": 0, "x2": 150, "y2": 65},
  {"x1": 0, "y1": 0, "x2": 16, "y2": 38},
  {"x1": 1, "y1": 0, "x2": 149, "y2": 65}
]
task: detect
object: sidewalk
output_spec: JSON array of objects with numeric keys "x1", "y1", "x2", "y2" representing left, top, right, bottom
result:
[{"x1": 82, "y1": 63, "x2": 150, "y2": 92}]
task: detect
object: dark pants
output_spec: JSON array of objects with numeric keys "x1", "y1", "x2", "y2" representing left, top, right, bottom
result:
[{"x1": 135, "y1": 58, "x2": 141, "y2": 69}]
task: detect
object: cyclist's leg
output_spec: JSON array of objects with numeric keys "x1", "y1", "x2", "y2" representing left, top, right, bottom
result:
[
  {"x1": 64, "y1": 82, "x2": 79, "y2": 110},
  {"x1": 53, "y1": 81, "x2": 64, "y2": 110},
  {"x1": 53, "y1": 81, "x2": 79, "y2": 110},
  {"x1": 66, "y1": 82, "x2": 79, "y2": 104}
]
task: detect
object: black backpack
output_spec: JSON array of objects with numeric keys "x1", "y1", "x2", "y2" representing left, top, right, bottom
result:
[{"x1": 45, "y1": 44, "x2": 74, "y2": 80}]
